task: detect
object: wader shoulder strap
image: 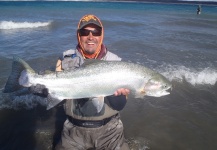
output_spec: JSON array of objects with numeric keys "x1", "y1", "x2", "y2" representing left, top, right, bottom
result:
[{"x1": 61, "y1": 49, "x2": 84, "y2": 71}]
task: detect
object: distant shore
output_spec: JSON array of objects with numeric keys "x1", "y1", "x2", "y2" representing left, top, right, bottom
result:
[
  {"x1": 96, "y1": 0, "x2": 217, "y2": 6},
  {"x1": 0, "y1": 0, "x2": 217, "y2": 6}
]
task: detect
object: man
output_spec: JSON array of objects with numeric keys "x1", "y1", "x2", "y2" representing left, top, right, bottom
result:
[
  {"x1": 55, "y1": 14, "x2": 130, "y2": 150},
  {"x1": 197, "y1": 5, "x2": 201, "y2": 15}
]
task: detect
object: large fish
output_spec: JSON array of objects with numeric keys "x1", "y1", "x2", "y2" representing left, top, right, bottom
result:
[{"x1": 4, "y1": 56, "x2": 172, "y2": 110}]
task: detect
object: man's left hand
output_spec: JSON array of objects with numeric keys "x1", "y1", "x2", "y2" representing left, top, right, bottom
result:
[{"x1": 114, "y1": 88, "x2": 130, "y2": 96}]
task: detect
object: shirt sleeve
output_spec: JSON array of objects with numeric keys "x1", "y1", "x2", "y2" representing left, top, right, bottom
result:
[{"x1": 107, "y1": 95, "x2": 127, "y2": 111}]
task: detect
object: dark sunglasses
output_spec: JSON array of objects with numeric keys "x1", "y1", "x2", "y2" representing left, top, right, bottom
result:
[{"x1": 79, "y1": 28, "x2": 102, "y2": 36}]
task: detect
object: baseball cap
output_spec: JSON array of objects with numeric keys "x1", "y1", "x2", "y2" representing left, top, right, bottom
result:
[{"x1": 78, "y1": 14, "x2": 102, "y2": 30}]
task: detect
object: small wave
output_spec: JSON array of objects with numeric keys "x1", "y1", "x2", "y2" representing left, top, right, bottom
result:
[
  {"x1": 160, "y1": 65, "x2": 217, "y2": 86},
  {"x1": 0, "y1": 89, "x2": 47, "y2": 110},
  {"x1": 0, "y1": 21, "x2": 51, "y2": 30}
]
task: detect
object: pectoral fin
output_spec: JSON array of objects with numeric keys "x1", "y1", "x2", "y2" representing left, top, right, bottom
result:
[
  {"x1": 47, "y1": 94, "x2": 62, "y2": 110},
  {"x1": 91, "y1": 96, "x2": 104, "y2": 113}
]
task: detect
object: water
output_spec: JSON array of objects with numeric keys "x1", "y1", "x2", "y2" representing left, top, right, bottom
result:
[{"x1": 0, "y1": 1, "x2": 217, "y2": 150}]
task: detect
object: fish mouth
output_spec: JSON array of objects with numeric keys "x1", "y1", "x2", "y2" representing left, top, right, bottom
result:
[
  {"x1": 147, "y1": 85, "x2": 172, "y2": 97},
  {"x1": 161, "y1": 85, "x2": 172, "y2": 96},
  {"x1": 159, "y1": 90, "x2": 170, "y2": 96},
  {"x1": 162, "y1": 84, "x2": 172, "y2": 95}
]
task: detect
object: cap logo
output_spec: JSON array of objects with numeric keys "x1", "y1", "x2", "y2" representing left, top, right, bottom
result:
[{"x1": 81, "y1": 15, "x2": 97, "y2": 22}]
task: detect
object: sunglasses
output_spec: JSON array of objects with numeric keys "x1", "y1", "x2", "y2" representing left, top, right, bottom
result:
[{"x1": 79, "y1": 28, "x2": 102, "y2": 36}]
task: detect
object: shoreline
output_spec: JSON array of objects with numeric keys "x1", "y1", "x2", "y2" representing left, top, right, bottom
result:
[{"x1": 101, "y1": 0, "x2": 217, "y2": 6}]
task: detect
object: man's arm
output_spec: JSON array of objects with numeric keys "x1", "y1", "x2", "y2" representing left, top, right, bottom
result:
[
  {"x1": 106, "y1": 88, "x2": 129, "y2": 111},
  {"x1": 107, "y1": 95, "x2": 127, "y2": 111}
]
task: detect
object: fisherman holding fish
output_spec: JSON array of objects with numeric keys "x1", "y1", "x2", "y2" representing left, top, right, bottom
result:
[
  {"x1": 55, "y1": 14, "x2": 130, "y2": 150},
  {"x1": 4, "y1": 14, "x2": 171, "y2": 150}
]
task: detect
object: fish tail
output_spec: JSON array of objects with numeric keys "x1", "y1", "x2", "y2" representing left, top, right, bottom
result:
[{"x1": 4, "y1": 56, "x2": 35, "y2": 93}]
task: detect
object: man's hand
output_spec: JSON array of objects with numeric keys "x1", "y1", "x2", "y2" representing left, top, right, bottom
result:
[{"x1": 114, "y1": 88, "x2": 130, "y2": 96}]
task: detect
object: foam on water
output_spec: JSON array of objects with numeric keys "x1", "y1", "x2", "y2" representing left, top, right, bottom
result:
[
  {"x1": 0, "y1": 21, "x2": 52, "y2": 30},
  {"x1": 160, "y1": 65, "x2": 217, "y2": 86}
]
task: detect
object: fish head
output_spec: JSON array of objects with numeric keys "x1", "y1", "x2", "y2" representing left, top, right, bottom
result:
[{"x1": 144, "y1": 74, "x2": 172, "y2": 97}]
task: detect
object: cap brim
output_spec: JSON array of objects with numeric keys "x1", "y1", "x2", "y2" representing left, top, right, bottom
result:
[{"x1": 79, "y1": 21, "x2": 102, "y2": 29}]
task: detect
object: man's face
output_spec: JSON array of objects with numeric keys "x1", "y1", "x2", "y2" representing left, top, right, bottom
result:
[{"x1": 79, "y1": 24, "x2": 102, "y2": 55}]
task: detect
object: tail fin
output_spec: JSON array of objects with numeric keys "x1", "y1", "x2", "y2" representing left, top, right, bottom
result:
[{"x1": 4, "y1": 56, "x2": 35, "y2": 93}]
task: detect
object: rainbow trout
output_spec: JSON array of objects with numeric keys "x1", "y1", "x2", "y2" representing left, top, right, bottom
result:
[{"x1": 4, "y1": 56, "x2": 172, "y2": 110}]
